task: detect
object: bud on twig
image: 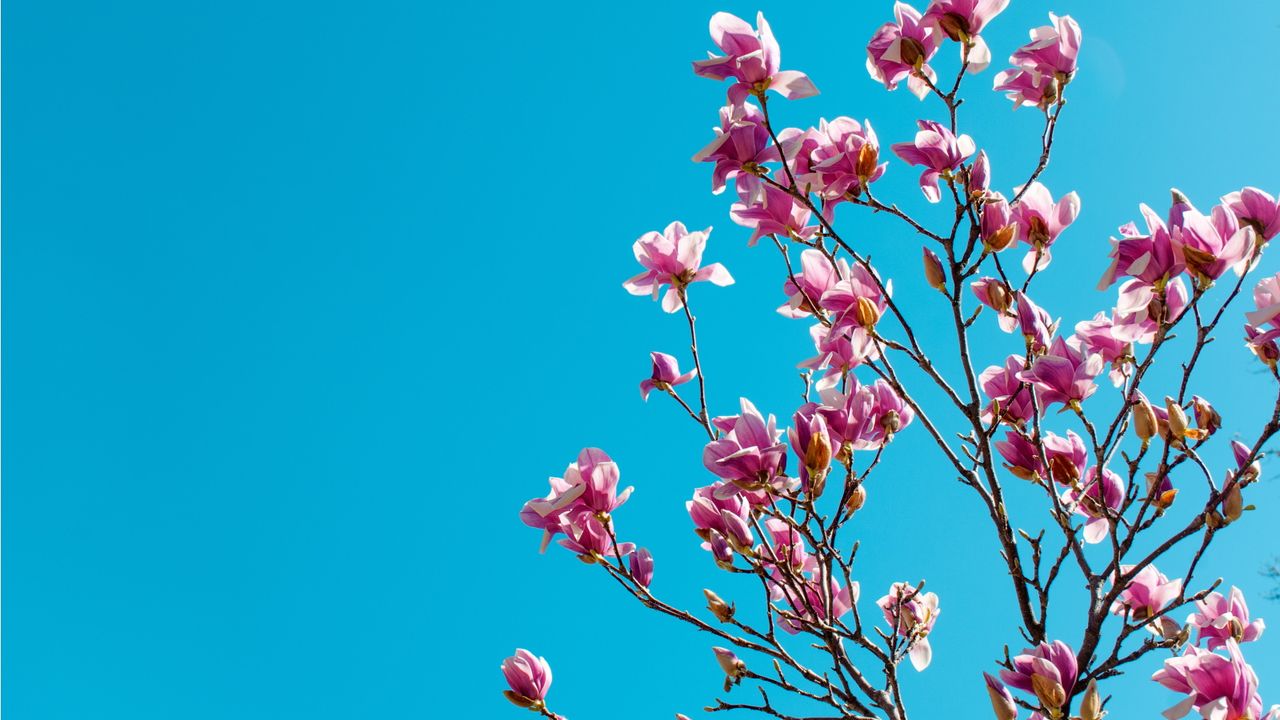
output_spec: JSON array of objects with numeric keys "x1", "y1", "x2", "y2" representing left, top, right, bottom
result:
[
  {"x1": 1133, "y1": 398, "x2": 1157, "y2": 443},
  {"x1": 712, "y1": 647, "x2": 746, "y2": 691},
  {"x1": 923, "y1": 248, "x2": 947, "y2": 292},
  {"x1": 1222, "y1": 483, "x2": 1244, "y2": 523},
  {"x1": 1030, "y1": 674, "x2": 1066, "y2": 714},
  {"x1": 1079, "y1": 678, "x2": 1104, "y2": 720},
  {"x1": 1165, "y1": 397, "x2": 1189, "y2": 443},
  {"x1": 845, "y1": 484, "x2": 867, "y2": 517},
  {"x1": 705, "y1": 589, "x2": 735, "y2": 622}
]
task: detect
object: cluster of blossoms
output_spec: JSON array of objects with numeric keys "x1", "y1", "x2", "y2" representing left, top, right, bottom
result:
[{"x1": 503, "y1": 5, "x2": 1279, "y2": 720}]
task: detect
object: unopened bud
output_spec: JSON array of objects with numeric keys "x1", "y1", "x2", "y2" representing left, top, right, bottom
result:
[
  {"x1": 1165, "y1": 397, "x2": 1189, "y2": 440},
  {"x1": 845, "y1": 484, "x2": 867, "y2": 516},
  {"x1": 805, "y1": 432, "x2": 833, "y2": 499},
  {"x1": 705, "y1": 589, "x2": 736, "y2": 623},
  {"x1": 1222, "y1": 483, "x2": 1244, "y2": 523},
  {"x1": 1192, "y1": 395, "x2": 1221, "y2": 435},
  {"x1": 503, "y1": 691, "x2": 539, "y2": 709},
  {"x1": 1133, "y1": 399, "x2": 1158, "y2": 442},
  {"x1": 855, "y1": 296, "x2": 881, "y2": 329},
  {"x1": 1079, "y1": 678, "x2": 1104, "y2": 720},
  {"x1": 712, "y1": 646, "x2": 746, "y2": 691},
  {"x1": 984, "y1": 680, "x2": 1016, "y2": 720},
  {"x1": 923, "y1": 248, "x2": 947, "y2": 291},
  {"x1": 1030, "y1": 674, "x2": 1066, "y2": 713},
  {"x1": 709, "y1": 533, "x2": 734, "y2": 567}
]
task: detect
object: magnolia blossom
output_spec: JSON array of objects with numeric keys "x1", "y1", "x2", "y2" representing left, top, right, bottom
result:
[
  {"x1": 1174, "y1": 200, "x2": 1255, "y2": 284},
  {"x1": 704, "y1": 398, "x2": 790, "y2": 495},
  {"x1": 891, "y1": 120, "x2": 976, "y2": 203},
  {"x1": 623, "y1": 222, "x2": 734, "y2": 313},
  {"x1": 1000, "y1": 640, "x2": 1079, "y2": 713},
  {"x1": 980, "y1": 355, "x2": 1033, "y2": 426},
  {"x1": 693, "y1": 102, "x2": 776, "y2": 195},
  {"x1": 780, "y1": 250, "x2": 849, "y2": 318},
  {"x1": 640, "y1": 351, "x2": 697, "y2": 400},
  {"x1": 1154, "y1": 642, "x2": 1265, "y2": 720},
  {"x1": 996, "y1": 429, "x2": 1042, "y2": 481},
  {"x1": 1063, "y1": 466, "x2": 1125, "y2": 543},
  {"x1": 817, "y1": 378, "x2": 915, "y2": 452},
  {"x1": 1112, "y1": 277, "x2": 1189, "y2": 344},
  {"x1": 1012, "y1": 182, "x2": 1081, "y2": 272},
  {"x1": 865, "y1": 2, "x2": 941, "y2": 99},
  {"x1": 967, "y1": 150, "x2": 991, "y2": 199},
  {"x1": 1074, "y1": 312, "x2": 1133, "y2": 386},
  {"x1": 629, "y1": 547, "x2": 654, "y2": 588},
  {"x1": 778, "y1": 570, "x2": 858, "y2": 634},
  {"x1": 1190, "y1": 587, "x2": 1267, "y2": 650},
  {"x1": 800, "y1": 117, "x2": 887, "y2": 207},
  {"x1": 983, "y1": 673, "x2": 1018, "y2": 720},
  {"x1": 1017, "y1": 335, "x2": 1103, "y2": 409},
  {"x1": 1223, "y1": 187, "x2": 1280, "y2": 242},
  {"x1": 1111, "y1": 564, "x2": 1182, "y2": 623},
  {"x1": 801, "y1": 324, "x2": 881, "y2": 393},
  {"x1": 922, "y1": 0, "x2": 1009, "y2": 72},
  {"x1": 972, "y1": 276, "x2": 1016, "y2": 331},
  {"x1": 820, "y1": 262, "x2": 893, "y2": 332},
  {"x1": 1245, "y1": 271, "x2": 1280, "y2": 331},
  {"x1": 1042, "y1": 430, "x2": 1087, "y2": 486},
  {"x1": 687, "y1": 481, "x2": 758, "y2": 555},
  {"x1": 693, "y1": 12, "x2": 819, "y2": 105},
  {"x1": 501, "y1": 649, "x2": 554, "y2": 710},
  {"x1": 1015, "y1": 291, "x2": 1058, "y2": 354},
  {"x1": 878, "y1": 582, "x2": 940, "y2": 670},
  {"x1": 993, "y1": 13, "x2": 1081, "y2": 109},
  {"x1": 520, "y1": 448, "x2": 633, "y2": 553},
  {"x1": 731, "y1": 174, "x2": 817, "y2": 245},
  {"x1": 1099, "y1": 203, "x2": 1186, "y2": 289}
]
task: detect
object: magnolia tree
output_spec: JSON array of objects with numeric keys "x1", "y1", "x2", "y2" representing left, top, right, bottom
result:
[{"x1": 500, "y1": 4, "x2": 1280, "y2": 720}]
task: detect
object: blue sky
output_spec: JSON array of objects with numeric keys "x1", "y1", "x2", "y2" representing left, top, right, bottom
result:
[{"x1": 4, "y1": 0, "x2": 1279, "y2": 718}]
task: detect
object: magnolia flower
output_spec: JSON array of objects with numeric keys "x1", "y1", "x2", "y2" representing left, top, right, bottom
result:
[
  {"x1": 623, "y1": 222, "x2": 734, "y2": 313},
  {"x1": 1175, "y1": 201, "x2": 1255, "y2": 284},
  {"x1": 967, "y1": 150, "x2": 992, "y2": 199},
  {"x1": 878, "y1": 582, "x2": 940, "y2": 670},
  {"x1": 1042, "y1": 430, "x2": 1087, "y2": 486},
  {"x1": 1011, "y1": 182, "x2": 1080, "y2": 272},
  {"x1": 730, "y1": 174, "x2": 817, "y2": 246},
  {"x1": 1063, "y1": 466, "x2": 1125, "y2": 543},
  {"x1": 1222, "y1": 187, "x2": 1280, "y2": 242},
  {"x1": 780, "y1": 250, "x2": 850, "y2": 318},
  {"x1": 501, "y1": 649, "x2": 554, "y2": 710},
  {"x1": 521, "y1": 448, "x2": 633, "y2": 553},
  {"x1": 704, "y1": 398, "x2": 790, "y2": 495},
  {"x1": 993, "y1": 13, "x2": 1081, "y2": 109},
  {"x1": 996, "y1": 430, "x2": 1042, "y2": 482},
  {"x1": 818, "y1": 378, "x2": 915, "y2": 452},
  {"x1": 1246, "y1": 271, "x2": 1280, "y2": 331},
  {"x1": 692, "y1": 102, "x2": 776, "y2": 195},
  {"x1": 922, "y1": 0, "x2": 1010, "y2": 72},
  {"x1": 1112, "y1": 277, "x2": 1189, "y2": 344},
  {"x1": 1001, "y1": 640, "x2": 1079, "y2": 713},
  {"x1": 983, "y1": 672, "x2": 1018, "y2": 720},
  {"x1": 802, "y1": 117, "x2": 887, "y2": 206},
  {"x1": 1190, "y1": 587, "x2": 1267, "y2": 650},
  {"x1": 687, "y1": 481, "x2": 757, "y2": 553},
  {"x1": 779, "y1": 572, "x2": 858, "y2": 634},
  {"x1": 1099, "y1": 203, "x2": 1186, "y2": 289},
  {"x1": 629, "y1": 547, "x2": 654, "y2": 588},
  {"x1": 640, "y1": 352, "x2": 697, "y2": 401},
  {"x1": 801, "y1": 323, "x2": 881, "y2": 392},
  {"x1": 891, "y1": 120, "x2": 976, "y2": 202},
  {"x1": 972, "y1": 276, "x2": 1016, "y2": 330},
  {"x1": 1111, "y1": 564, "x2": 1182, "y2": 623},
  {"x1": 979, "y1": 195, "x2": 1017, "y2": 256},
  {"x1": 820, "y1": 262, "x2": 893, "y2": 332},
  {"x1": 1074, "y1": 312, "x2": 1133, "y2": 386},
  {"x1": 866, "y1": 2, "x2": 941, "y2": 99},
  {"x1": 1015, "y1": 291, "x2": 1058, "y2": 354},
  {"x1": 789, "y1": 404, "x2": 835, "y2": 495},
  {"x1": 1154, "y1": 641, "x2": 1265, "y2": 720},
  {"x1": 1017, "y1": 336, "x2": 1102, "y2": 409},
  {"x1": 693, "y1": 12, "x2": 819, "y2": 105},
  {"x1": 979, "y1": 355, "x2": 1033, "y2": 426}
]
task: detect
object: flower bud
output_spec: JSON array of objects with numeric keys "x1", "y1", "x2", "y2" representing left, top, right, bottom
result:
[
  {"x1": 855, "y1": 296, "x2": 881, "y2": 329},
  {"x1": 1192, "y1": 395, "x2": 1221, "y2": 436},
  {"x1": 705, "y1": 589, "x2": 736, "y2": 623},
  {"x1": 1030, "y1": 674, "x2": 1066, "y2": 713},
  {"x1": 1133, "y1": 399, "x2": 1157, "y2": 442},
  {"x1": 709, "y1": 532, "x2": 734, "y2": 567},
  {"x1": 1222, "y1": 483, "x2": 1244, "y2": 523},
  {"x1": 805, "y1": 431, "x2": 833, "y2": 499},
  {"x1": 845, "y1": 484, "x2": 867, "y2": 516},
  {"x1": 1165, "y1": 397, "x2": 1189, "y2": 441},
  {"x1": 923, "y1": 248, "x2": 947, "y2": 291},
  {"x1": 712, "y1": 647, "x2": 746, "y2": 691},
  {"x1": 1079, "y1": 678, "x2": 1103, "y2": 720},
  {"x1": 983, "y1": 673, "x2": 1017, "y2": 720}
]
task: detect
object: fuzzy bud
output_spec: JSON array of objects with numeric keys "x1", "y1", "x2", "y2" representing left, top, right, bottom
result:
[
  {"x1": 855, "y1": 297, "x2": 881, "y2": 330},
  {"x1": 845, "y1": 484, "x2": 867, "y2": 516},
  {"x1": 1030, "y1": 674, "x2": 1066, "y2": 713},
  {"x1": 1165, "y1": 397, "x2": 1189, "y2": 440},
  {"x1": 1133, "y1": 399, "x2": 1157, "y2": 442},
  {"x1": 705, "y1": 589, "x2": 736, "y2": 623},
  {"x1": 1192, "y1": 395, "x2": 1221, "y2": 436},
  {"x1": 923, "y1": 248, "x2": 947, "y2": 291},
  {"x1": 1079, "y1": 678, "x2": 1104, "y2": 720}
]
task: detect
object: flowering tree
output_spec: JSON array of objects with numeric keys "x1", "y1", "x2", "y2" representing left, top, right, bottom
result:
[{"x1": 501, "y1": 4, "x2": 1280, "y2": 720}]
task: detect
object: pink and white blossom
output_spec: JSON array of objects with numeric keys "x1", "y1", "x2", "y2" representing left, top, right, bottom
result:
[{"x1": 623, "y1": 222, "x2": 734, "y2": 313}]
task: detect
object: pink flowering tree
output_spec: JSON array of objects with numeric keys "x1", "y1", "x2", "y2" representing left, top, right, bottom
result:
[{"x1": 503, "y1": 5, "x2": 1280, "y2": 720}]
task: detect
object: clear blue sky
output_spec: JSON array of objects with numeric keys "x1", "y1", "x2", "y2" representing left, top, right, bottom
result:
[{"x1": 4, "y1": 1, "x2": 1279, "y2": 718}]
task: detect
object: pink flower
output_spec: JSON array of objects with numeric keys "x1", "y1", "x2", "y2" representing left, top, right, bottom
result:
[
  {"x1": 1000, "y1": 640, "x2": 1078, "y2": 709},
  {"x1": 1222, "y1": 187, "x2": 1280, "y2": 242},
  {"x1": 692, "y1": 102, "x2": 776, "y2": 195},
  {"x1": 778, "y1": 571, "x2": 858, "y2": 634},
  {"x1": 993, "y1": 67, "x2": 1058, "y2": 109},
  {"x1": 1246, "y1": 271, "x2": 1280, "y2": 331},
  {"x1": 1074, "y1": 312, "x2": 1133, "y2": 386},
  {"x1": 687, "y1": 481, "x2": 757, "y2": 553},
  {"x1": 820, "y1": 262, "x2": 893, "y2": 332},
  {"x1": 983, "y1": 673, "x2": 1017, "y2": 720},
  {"x1": 980, "y1": 355, "x2": 1033, "y2": 426},
  {"x1": 501, "y1": 649, "x2": 553, "y2": 709},
  {"x1": 623, "y1": 221, "x2": 734, "y2": 313},
  {"x1": 891, "y1": 120, "x2": 976, "y2": 203},
  {"x1": 1111, "y1": 564, "x2": 1182, "y2": 623},
  {"x1": 704, "y1": 398, "x2": 791, "y2": 495},
  {"x1": 640, "y1": 351, "x2": 697, "y2": 400},
  {"x1": 967, "y1": 150, "x2": 992, "y2": 199},
  {"x1": 801, "y1": 324, "x2": 881, "y2": 392},
  {"x1": 693, "y1": 12, "x2": 819, "y2": 105},
  {"x1": 1174, "y1": 200, "x2": 1255, "y2": 284},
  {"x1": 971, "y1": 276, "x2": 1016, "y2": 331},
  {"x1": 800, "y1": 117, "x2": 887, "y2": 208},
  {"x1": 878, "y1": 582, "x2": 940, "y2": 670},
  {"x1": 1042, "y1": 430, "x2": 1087, "y2": 486},
  {"x1": 818, "y1": 378, "x2": 914, "y2": 451},
  {"x1": 1063, "y1": 466, "x2": 1125, "y2": 544},
  {"x1": 1098, "y1": 203, "x2": 1185, "y2": 289},
  {"x1": 1190, "y1": 587, "x2": 1267, "y2": 651},
  {"x1": 789, "y1": 404, "x2": 835, "y2": 492},
  {"x1": 1015, "y1": 291, "x2": 1058, "y2": 354},
  {"x1": 866, "y1": 2, "x2": 941, "y2": 100},
  {"x1": 1011, "y1": 182, "x2": 1080, "y2": 272},
  {"x1": 780, "y1": 250, "x2": 850, "y2": 318},
  {"x1": 923, "y1": 0, "x2": 1010, "y2": 72},
  {"x1": 1154, "y1": 641, "x2": 1264, "y2": 720},
  {"x1": 1017, "y1": 336, "x2": 1102, "y2": 409},
  {"x1": 629, "y1": 547, "x2": 654, "y2": 588},
  {"x1": 730, "y1": 174, "x2": 817, "y2": 246},
  {"x1": 997, "y1": 430, "x2": 1042, "y2": 481},
  {"x1": 992, "y1": 13, "x2": 1081, "y2": 109},
  {"x1": 1112, "y1": 277, "x2": 1189, "y2": 344},
  {"x1": 521, "y1": 448, "x2": 633, "y2": 552}
]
